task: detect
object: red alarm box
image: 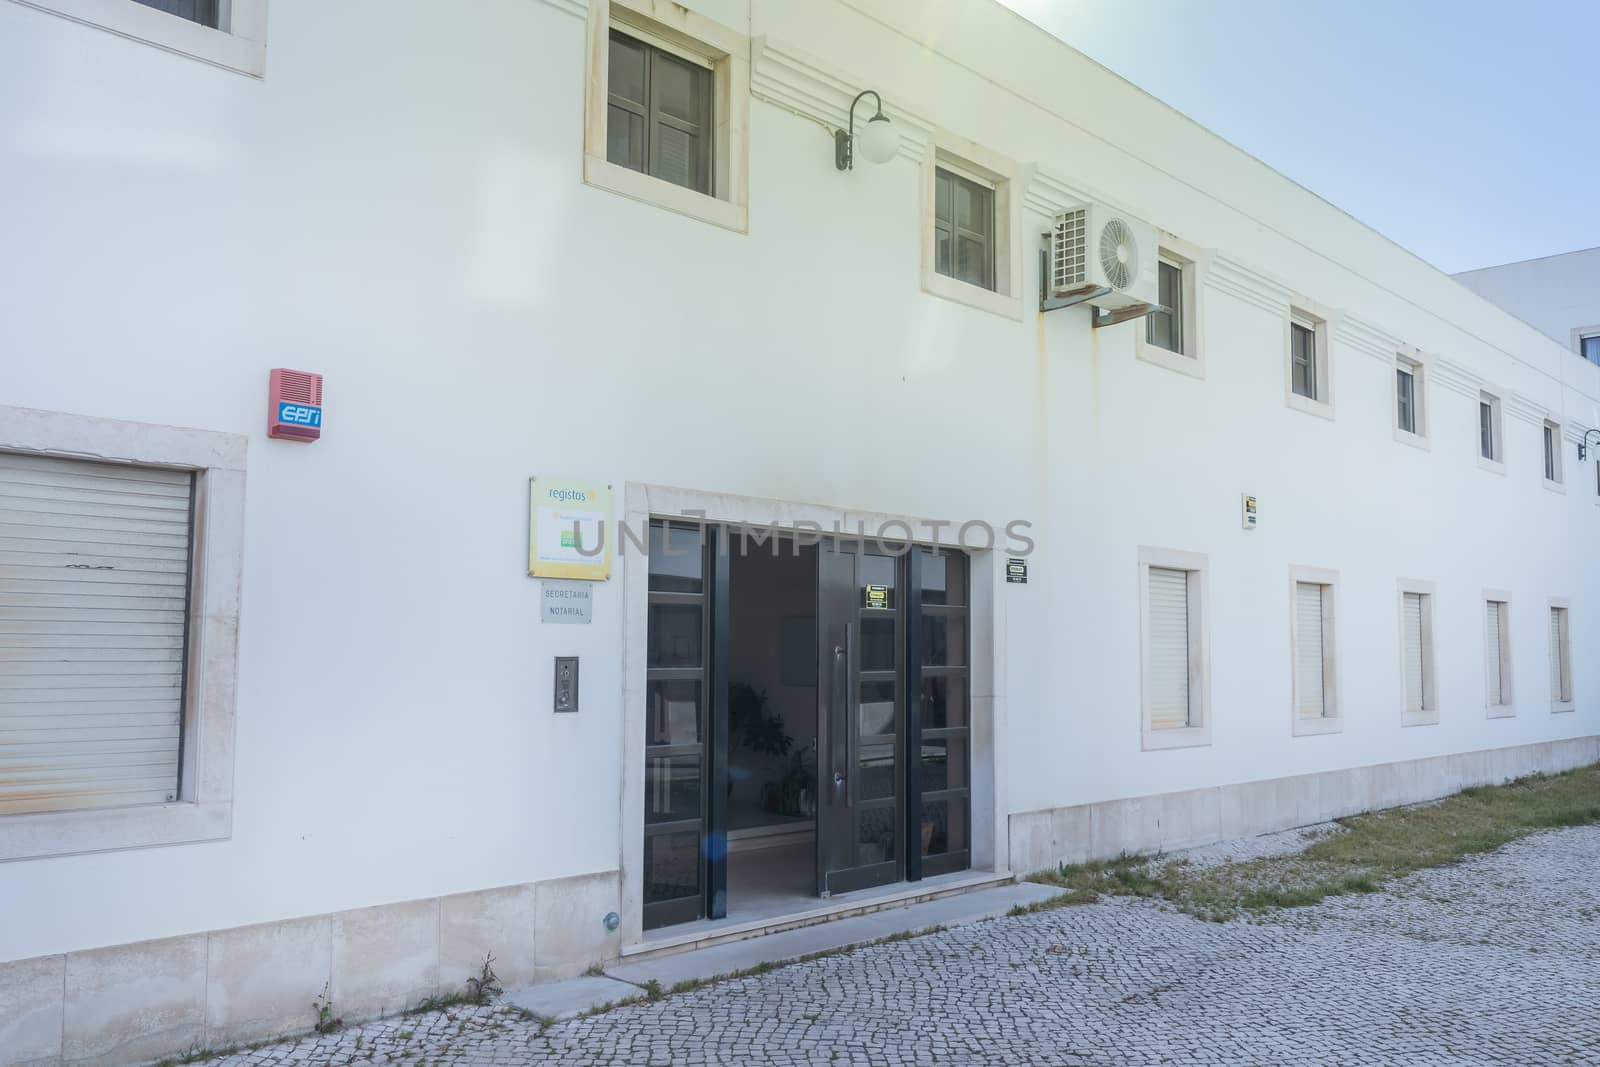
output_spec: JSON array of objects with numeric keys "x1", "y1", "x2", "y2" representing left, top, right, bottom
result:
[{"x1": 268, "y1": 369, "x2": 323, "y2": 441}]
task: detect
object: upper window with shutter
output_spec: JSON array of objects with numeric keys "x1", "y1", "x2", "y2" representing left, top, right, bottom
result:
[
  {"x1": 1543, "y1": 421, "x2": 1564, "y2": 487},
  {"x1": 1550, "y1": 602, "x2": 1573, "y2": 710},
  {"x1": 1484, "y1": 595, "x2": 1513, "y2": 715},
  {"x1": 1139, "y1": 548, "x2": 1210, "y2": 750},
  {"x1": 1398, "y1": 580, "x2": 1438, "y2": 726},
  {"x1": 1136, "y1": 236, "x2": 1207, "y2": 381},
  {"x1": 0, "y1": 454, "x2": 194, "y2": 816},
  {"x1": 1479, "y1": 392, "x2": 1504, "y2": 466},
  {"x1": 1290, "y1": 568, "x2": 1340, "y2": 735},
  {"x1": 607, "y1": 29, "x2": 715, "y2": 197},
  {"x1": 1284, "y1": 302, "x2": 1333, "y2": 418}
]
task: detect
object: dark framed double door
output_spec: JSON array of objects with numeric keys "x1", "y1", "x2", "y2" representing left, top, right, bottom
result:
[{"x1": 643, "y1": 522, "x2": 971, "y2": 929}]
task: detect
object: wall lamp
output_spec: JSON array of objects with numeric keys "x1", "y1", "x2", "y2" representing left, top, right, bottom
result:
[
  {"x1": 835, "y1": 90, "x2": 897, "y2": 170},
  {"x1": 1579, "y1": 428, "x2": 1600, "y2": 462}
]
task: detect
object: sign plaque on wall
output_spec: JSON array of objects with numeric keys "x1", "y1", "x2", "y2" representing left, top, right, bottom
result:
[
  {"x1": 542, "y1": 580, "x2": 593, "y2": 624},
  {"x1": 1006, "y1": 558, "x2": 1028, "y2": 584},
  {"x1": 527, "y1": 478, "x2": 612, "y2": 580}
]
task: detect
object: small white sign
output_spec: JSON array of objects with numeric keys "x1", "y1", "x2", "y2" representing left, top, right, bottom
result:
[
  {"x1": 542, "y1": 580, "x2": 593, "y2": 624},
  {"x1": 1241, "y1": 493, "x2": 1259, "y2": 530}
]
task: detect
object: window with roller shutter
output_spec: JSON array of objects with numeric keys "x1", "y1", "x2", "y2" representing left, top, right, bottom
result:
[
  {"x1": 1485, "y1": 598, "x2": 1512, "y2": 712},
  {"x1": 1398, "y1": 581, "x2": 1438, "y2": 726},
  {"x1": 1549, "y1": 604, "x2": 1573, "y2": 709},
  {"x1": 1139, "y1": 548, "x2": 1210, "y2": 750},
  {"x1": 0, "y1": 452, "x2": 194, "y2": 816}
]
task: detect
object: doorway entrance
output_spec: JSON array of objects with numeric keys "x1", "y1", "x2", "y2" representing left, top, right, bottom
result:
[{"x1": 641, "y1": 519, "x2": 972, "y2": 931}]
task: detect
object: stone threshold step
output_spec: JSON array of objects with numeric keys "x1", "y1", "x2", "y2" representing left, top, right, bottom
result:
[{"x1": 503, "y1": 879, "x2": 1059, "y2": 1022}]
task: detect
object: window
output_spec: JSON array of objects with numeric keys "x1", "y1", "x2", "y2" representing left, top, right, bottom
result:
[
  {"x1": 1398, "y1": 580, "x2": 1438, "y2": 726},
  {"x1": 1284, "y1": 304, "x2": 1333, "y2": 417},
  {"x1": 583, "y1": 1, "x2": 750, "y2": 232},
  {"x1": 1291, "y1": 320, "x2": 1317, "y2": 399},
  {"x1": 1136, "y1": 237, "x2": 1206, "y2": 379},
  {"x1": 607, "y1": 29, "x2": 713, "y2": 196},
  {"x1": 933, "y1": 167, "x2": 995, "y2": 291},
  {"x1": 1550, "y1": 601, "x2": 1573, "y2": 710},
  {"x1": 1580, "y1": 333, "x2": 1600, "y2": 365},
  {"x1": 1479, "y1": 391, "x2": 1504, "y2": 466},
  {"x1": 1394, "y1": 350, "x2": 1428, "y2": 445},
  {"x1": 133, "y1": 0, "x2": 216, "y2": 25},
  {"x1": 1485, "y1": 595, "x2": 1513, "y2": 715},
  {"x1": 17, "y1": 0, "x2": 267, "y2": 76},
  {"x1": 1138, "y1": 547, "x2": 1209, "y2": 750},
  {"x1": 1290, "y1": 567, "x2": 1340, "y2": 736},
  {"x1": 920, "y1": 139, "x2": 1022, "y2": 319},
  {"x1": 1543, "y1": 420, "x2": 1564, "y2": 487},
  {"x1": 0, "y1": 406, "x2": 245, "y2": 861}
]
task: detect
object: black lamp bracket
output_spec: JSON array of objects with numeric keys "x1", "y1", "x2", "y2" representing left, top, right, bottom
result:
[
  {"x1": 1579, "y1": 428, "x2": 1600, "y2": 462},
  {"x1": 834, "y1": 90, "x2": 883, "y2": 171}
]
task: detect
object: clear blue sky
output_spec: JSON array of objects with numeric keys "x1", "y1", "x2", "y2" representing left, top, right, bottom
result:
[{"x1": 996, "y1": 0, "x2": 1600, "y2": 274}]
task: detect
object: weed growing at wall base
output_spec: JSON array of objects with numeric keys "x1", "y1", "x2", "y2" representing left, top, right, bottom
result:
[{"x1": 1030, "y1": 765, "x2": 1600, "y2": 922}]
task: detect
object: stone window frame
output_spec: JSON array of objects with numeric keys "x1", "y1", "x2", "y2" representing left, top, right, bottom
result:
[
  {"x1": 0, "y1": 404, "x2": 246, "y2": 861},
  {"x1": 1483, "y1": 588, "x2": 1515, "y2": 719},
  {"x1": 9, "y1": 0, "x2": 268, "y2": 77},
  {"x1": 1549, "y1": 596, "x2": 1574, "y2": 713},
  {"x1": 1134, "y1": 233, "x2": 1208, "y2": 380},
  {"x1": 1393, "y1": 346, "x2": 1430, "y2": 450},
  {"x1": 581, "y1": 0, "x2": 750, "y2": 234},
  {"x1": 1397, "y1": 577, "x2": 1439, "y2": 728},
  {"x1": 919, "y1": 133, "x2": 1025, "y2": 321},
  {"x1": 1283, "y1": 297, "x2": 1336, "y2": 420}
]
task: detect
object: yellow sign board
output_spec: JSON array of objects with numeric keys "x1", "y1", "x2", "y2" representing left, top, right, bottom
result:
[{"x1": 528, "y1": 477, "x2": 612, "y2": 581}]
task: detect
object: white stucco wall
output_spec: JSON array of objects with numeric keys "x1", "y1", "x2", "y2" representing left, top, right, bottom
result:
[
  {"x1": 1455, "y1": 246, "x2": 1600, "y2": 354},
  {"x1": 2, "y1": 0, "x2": 1598, "y2": 970}
]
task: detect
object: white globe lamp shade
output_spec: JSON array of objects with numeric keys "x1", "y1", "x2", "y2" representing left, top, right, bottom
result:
[{"x1": 857, "y1": 114, "x2": 898, "y2": 165}]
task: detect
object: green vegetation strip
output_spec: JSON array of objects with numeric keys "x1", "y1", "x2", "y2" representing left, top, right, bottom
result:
[{"x1": 1024, "y1": 765, "x2": 1600, "y2": 922}]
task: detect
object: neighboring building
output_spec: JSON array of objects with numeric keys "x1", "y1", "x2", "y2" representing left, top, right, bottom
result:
[
  {"x1": 1456, "y1": 246, "x2": 1600, "y2": 367},
  {"x1": 2, "y1": 0, "x2": 1598, "y2": 1062}
]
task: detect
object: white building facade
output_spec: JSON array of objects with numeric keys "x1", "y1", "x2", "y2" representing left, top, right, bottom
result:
[
  {"x1": 2, "y1": 0, "x2": 1598, "y2": 1062},
  {"x1": 1456, "y1": 245, "x2": 1600, "y2": 368}
]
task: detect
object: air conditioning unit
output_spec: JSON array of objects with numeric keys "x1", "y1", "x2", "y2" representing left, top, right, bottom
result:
[{"x1": 1049, "y1": 204, "x2": 1159, "y2": 311}]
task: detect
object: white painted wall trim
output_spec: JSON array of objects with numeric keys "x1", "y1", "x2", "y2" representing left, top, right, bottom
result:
[{"x1": 7, "y1": 0, "x2": 267, "y2": 77}]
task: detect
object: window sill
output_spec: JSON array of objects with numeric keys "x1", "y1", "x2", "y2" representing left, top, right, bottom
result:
[
  {"x1": 1478, "y1": 456, "x2": 1506, "y2": 475},
  {"x1": 1552, "y1": 701, "x2": 1576, "y2": 714},
  {"x1": 582, "y1": 155, "x2": 747, "y2": 234},
  {"x1": 0, "y1": 799, "x2": 230, "y2": 862},
  {"x1": 1141, "y1": 725, "x2": 1211, "y2": 751},
  {"x1": 1135, "y1": 335, "x2": 1206, "y2": 380},
  {"x1": 1292, "y1": 715, "x2": 1343, "y2": 737},
  {"x1": 920, "y1": 271, "x2": 1023, "y2": 321},
  {"x1": 1285, "y1": 392, "x2": 1335, "y2": 421},
  {"x1": 1486, "y1": 703, "x2": 1516, "y2": 720},
  {"x1": 1544, "y1": 478, "x2": 1566, "y2": 494},
  {"x1": 1401, "y1": 709, "x2": 1440, "y2": 728},
  {"x1": 13, "y1": 0, "x2": 267, "y2": 76},
  {"x1": 1393, "y1": 427, "x2": 1430, "y2": 451}
]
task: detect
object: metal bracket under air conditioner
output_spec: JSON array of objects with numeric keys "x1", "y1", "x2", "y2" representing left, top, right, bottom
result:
[
  {"x1": 1039, "y1": 244, "x2": 1110, "y2": 313},
  {"x1": 1091, "y1": 303, "x2": 1162, "y2": 329}
]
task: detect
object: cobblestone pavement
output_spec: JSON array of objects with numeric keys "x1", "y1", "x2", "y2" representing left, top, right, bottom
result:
[{"x1": 207, "y1": 825, "x2": 1600, "y2": 1066}]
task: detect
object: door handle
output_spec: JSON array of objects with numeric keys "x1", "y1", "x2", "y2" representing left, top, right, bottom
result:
[{"x1": 833, "y1": 771, "x2": 846, "y2": 789}]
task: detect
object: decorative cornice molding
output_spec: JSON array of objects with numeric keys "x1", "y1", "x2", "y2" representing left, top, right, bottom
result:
[
  {"x1": 1022, "y1": 168, "x2": 1088, "y2": 219},
  {"x1": 533, "y1": 0, "x2": 588, "y2": 20},
  {"x1": 1505, "y1": 391, "x2": 1549, "y2": 428},
  {"x1": 1206, "y1": 253, "x2": 1292, "y2": 316},
  {"x1": 1431, "y1": 358, "x2": 1483, "y2": 401},
  {"x1": 1334, "y1": 315, "x2": 1405, "y2": 365},
  {"x1": 749, "y1": 36, "x2": 932, "y2": 164}
]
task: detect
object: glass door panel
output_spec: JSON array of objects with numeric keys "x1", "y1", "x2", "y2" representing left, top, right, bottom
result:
[{"x1": 908, "y1": 548, "x2": 971, "y2": 879}]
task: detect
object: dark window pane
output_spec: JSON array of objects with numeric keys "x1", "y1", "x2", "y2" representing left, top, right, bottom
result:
[
  {"x1": 649, "y1": 523, "x2": 703, "y2": 592},
  {"x1": 1583, "y1": 336, "x2": 1600, "y2": 365},
  {"x1": 648, "y1": 603, "x2": 702, "y2": 668},
  {"x1": 1291, "y1": 322, "x2": 1316, "y2": 399},
  {"x1": 860, "y1": 616, "x2": 896, "y2": 673},
  {"x1": 860, "y1": 553, "x2": 896, "y2": 610},
  {"x1": 860, "y1": 680, "x2": 896, "y2": 737},
  {"x1": 920, "y1": 613, "x2": 967, "y2": 667},
  {"x1": 934, "y1": 168, "x2": 994, "y2": 291},
  {"x1": 608, "y1": 33, "x2": 648, "y2": 105},
  {"x1": 920, "y1": 736, "x2": 967, "y2": 792},
  {"x1": 859, "y1": 742, "x2": 895, "y2": 800},
  {"x1": 133, "y1": 0, "x2": 218, "y2": 27},
  {"x1": 1396, "y1": 369, "x2": 1414, "y2": 433},
  {"x1": 921, "y1": 675, "x2": 967, "y2": 730},
  {"x1": 934, "y1": 172, "x2": 952, "y2": 223},
  {"x1": 1148, "y1": 260, "x2": 1183, "y2": 353},
  {"x1": 647, "y1": 680, "x2": 701, "y2": 746},
  {"x1": 653, "y1": 124, "x2": 696, "y2": 190},
  {"x1": 652, "y1": 51, "x2": 700, "y2": 123},
  {"x1": 644, "y1": 831, "x2": 700, "y2": 904},
  {"x1": 919, "y1": 551, "x2": 966, "y2": 606},
  {"x1": 607, "y1": 105, "x2": 645, "y2": 172},
  {"x1": 935, "y1": 225, "x2": 952, "y2": 277},
  {"x1": 1545, "y1": 427, "x2": 1557, "y2": 480},
  {"x1": 1480, "y1": 402, "x2": 1495, "y2": 459},
  {"x1": 646, "y1": 754, "x2": 701, "y2": 824},
  {"x1": 956, "y1": 235, "x2": 987, "y2": 288},
  {"x1": 858, "y1": 805, "x2": 896, "y2": 863},
  {"x1": 920, "y1": 797, "x2": 968, "y2": 857}
]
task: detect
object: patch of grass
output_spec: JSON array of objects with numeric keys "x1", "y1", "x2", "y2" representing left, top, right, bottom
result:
[{"x1": 1026, "y1": 764, "x2": 1600, "y2": 922}]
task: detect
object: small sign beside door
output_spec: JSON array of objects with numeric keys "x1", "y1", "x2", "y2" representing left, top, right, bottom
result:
[
  {"x1": 863, "y1": 584, "x2": 889, "y2": 610},
  {"x1": 1006, "y1": 558, "x2": 1028, "y2": 584},
  {"x1": 542, "y1": 580, "x2": 593, "y2": 624},
  {"x1": 1242, "y1": 494, "x2": 1259, "y2": 531}
]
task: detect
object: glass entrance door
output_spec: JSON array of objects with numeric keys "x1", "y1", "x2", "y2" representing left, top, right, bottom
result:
[{"x1": 817, "y1": 541, "x2": 904, "y2": 895}]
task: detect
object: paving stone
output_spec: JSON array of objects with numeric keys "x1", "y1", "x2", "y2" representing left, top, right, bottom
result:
[{"x1": 192, "y1": 825, "x2": 1600, "y2": 1066}]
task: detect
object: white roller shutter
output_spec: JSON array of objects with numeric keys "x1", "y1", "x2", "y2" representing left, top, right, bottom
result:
[
  {"x1": 1486, "y1": 601, "x2": 1506, "y2": 706},
  {"x1": 1148, "y1": 567, "x2": 1190, "y2": 730},
  {"x1": 0, "y1": 452, "x2": 193, "y2": 815},
  {"x1": 1294, "y1": 582, "x2": 1325, "y2": 718},
  {"x1": 1550, "y1": 608, "x2": 1567, "y2": 701},
  {"x1": 1402, "y1": 592, "x2": 1426, "y2": 712}
]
